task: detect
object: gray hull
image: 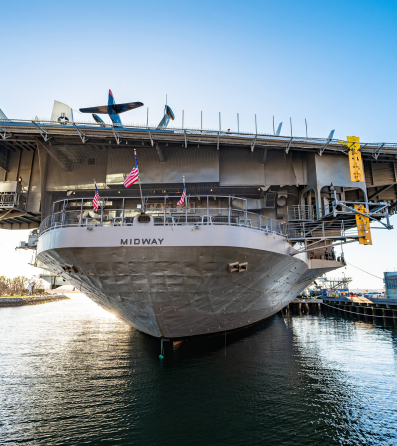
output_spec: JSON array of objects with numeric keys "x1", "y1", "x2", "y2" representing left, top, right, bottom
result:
[{"x1": 37, "y1": 225, "x2": 341, "y2": 337}]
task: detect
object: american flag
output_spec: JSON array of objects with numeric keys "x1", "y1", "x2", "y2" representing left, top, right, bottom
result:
[
  {"x1": 177, "y1": 182, "x2": 186, "y2": 206},
  {"x1": 124, "y1": 153, "x2": 139, "y2": 188},
  {"x1": 92, "y1": 184, "x2": 99, "y2": 212}
]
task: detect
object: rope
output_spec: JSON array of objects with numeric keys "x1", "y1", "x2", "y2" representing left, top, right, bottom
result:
[
  {"x1": 322, "y1": 302, "x2": 396, "y2": 319},
  {"x1": 346, "y1": 262, "x2": 383, "y2": 280}
]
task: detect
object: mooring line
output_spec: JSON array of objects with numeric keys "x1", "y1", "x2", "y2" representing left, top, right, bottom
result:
[
  {"x1": 322, "y1": 302, "x2": 396, "y2": 319},
  {"x1": 345, "y1": 262, "x2": 383, "y2": 280}
]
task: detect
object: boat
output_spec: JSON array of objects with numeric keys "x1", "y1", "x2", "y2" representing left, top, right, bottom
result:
[{"x1": 1, "y1": 98, "x2": 396, "y2": 337}]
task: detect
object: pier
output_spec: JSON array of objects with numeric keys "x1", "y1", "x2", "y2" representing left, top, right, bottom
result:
[
  {"x1": 0, "y1": 295, "x2": 69, "y2": 307},
  {"x1": 281, "y1": 297, "x2": 397, "y2": 319}
]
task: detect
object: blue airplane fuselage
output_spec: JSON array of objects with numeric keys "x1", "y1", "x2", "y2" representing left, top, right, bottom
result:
[{"x1": 107, "y1": 90, "x2": 122, "y2": 125}]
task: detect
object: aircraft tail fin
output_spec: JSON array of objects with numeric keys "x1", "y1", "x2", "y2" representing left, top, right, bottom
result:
[
  {"x1": 157, "y1": 105, "x2": 175, "y2": 129},
  {"x1": 108, "y1": 89, "x2": 116, "y2": 106},
  {"x1": 51, "y1": 100, "x2": 74, "y2": 124},
  {"x1": 0, "y1": 108, "x2": 8, "y2": 120},
  {"x1": 276, "y1": 122, "x2": 283, "y2": 136}
]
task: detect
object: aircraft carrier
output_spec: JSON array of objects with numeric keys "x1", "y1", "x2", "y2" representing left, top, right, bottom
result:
[{"x1": 1, "y1": 99, "x2": 396, "y2": 337}]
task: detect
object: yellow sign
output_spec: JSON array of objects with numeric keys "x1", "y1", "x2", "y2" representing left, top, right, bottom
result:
[
  {"x1": 340, "y1": 136, "x2": 363, "y2": 182},
  {"x1": 348, "y1": 136, "x2": 363, "y2": 182},
  {"x1": 355, "y1": 204, "x2": 372, "y2": 245}
]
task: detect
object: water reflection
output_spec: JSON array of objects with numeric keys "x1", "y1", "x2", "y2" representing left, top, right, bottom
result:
[
  {"x1": 0, "y1": 295, "x2": 396, "y2": 445},
  {"x1": 290, "y1": 313, "x2": 397, "y2": 445}
]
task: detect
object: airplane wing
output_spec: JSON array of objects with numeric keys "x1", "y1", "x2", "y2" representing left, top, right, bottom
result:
[
  {"x1": 79, "y1": 105, "x2": 109, "y2": 114},
  {"x1": 80, "y1": 102, "x2": 144, "y2": 115},
  {"x1": 111, "y1": 102, "x2": 144, "y2": 114}
]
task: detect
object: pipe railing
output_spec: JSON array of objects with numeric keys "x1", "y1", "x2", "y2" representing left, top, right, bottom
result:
[
  {"x1": 287, "y1": 205, "x2": 315, "y2": 221},
  {"x1": 39, "y1": 195, "x2": 286, "y2": 237},
  {"x1": 0, "y1": 192, "x2": 26, "y2": 209},
  {"x1": 2, "y1": 118, "x2": 397, "y2": 155}
]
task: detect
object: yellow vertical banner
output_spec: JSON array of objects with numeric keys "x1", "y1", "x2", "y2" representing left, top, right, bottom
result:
[
  {"x1": 347, "y1": 136, "x2": 363, "y2": 182},
  {"x1": 354, "y1": 205, "x2": 372, "y2": 245}
]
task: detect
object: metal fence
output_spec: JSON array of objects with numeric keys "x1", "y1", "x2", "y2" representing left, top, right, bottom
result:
[
  {"x1": 0, "y1": 192, "x2": 26, "y2": 210},
  {"x1": 286, "y1": 219, "x2": 365, "y2": 243},
  {"x1": 39, "y1": 195, "x2": 383, "y2": 242},
  {"x1": 287, "y1": 205, "x2": 315, "y2": 221},
  {"x1": 2, "y1": 118, "x2": 397, "y2": 158},
  {"x1": 39, "y1": 195, "x2": 287, "y2": 237}
]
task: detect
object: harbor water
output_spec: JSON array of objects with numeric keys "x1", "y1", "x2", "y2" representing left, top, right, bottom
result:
[{"x1": 1, "y1": 294, "x2": 397, "y2": 445}]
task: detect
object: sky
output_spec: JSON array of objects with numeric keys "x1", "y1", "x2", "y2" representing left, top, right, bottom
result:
[{"x1": 1, "y1": 0, "x2": 397, "y2": 288}]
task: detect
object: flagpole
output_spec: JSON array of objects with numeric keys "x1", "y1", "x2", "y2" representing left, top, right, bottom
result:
[
  {"x1": 93, "y1": 178, "x2": 101, "y2": 223},
  {"x1": 135, "y1": 149, "x2": 145, "y2": 213},
  {"x1": 183, "y1": 175, "x2": 188, "y2": 222},
  {"x1": 93, "y1": 179, "x2": 96, "y2": 214},
  {"x1": 182, "y1": 175, "x2": 185, "y2": 207}
]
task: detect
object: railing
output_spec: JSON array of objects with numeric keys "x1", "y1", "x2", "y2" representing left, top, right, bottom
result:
[
  {"x1": 0, "y1": 192, "x2": 26, "y2": 209},
  {"x1": 3, "y1": 118, "x2": 397, "y2": 159},
  {"x1": 39, "y1": 195, "x2": 391, "y2": 243},
  {"x1": 289, "y1": 201, "x2": 390, "y2": 223},
  {"x1": 319, "y1": 200, "x2": 390, "y2": 219},
  {"x1": 39, "y1": 195, "x2": 287, "y2": 237},
  {"x1": 287, "y1": 205, "x2": 315, "y2": 221},
  {"x1": 287, "y1": 220, "x2": 354, "y2": 240}
]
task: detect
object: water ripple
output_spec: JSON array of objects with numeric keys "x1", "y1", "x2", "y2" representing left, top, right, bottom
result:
[{"x1": 0, "y1": 295, "x2": 396, "y2": 445}]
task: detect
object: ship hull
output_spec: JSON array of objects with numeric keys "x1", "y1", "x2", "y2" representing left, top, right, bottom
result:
[{"x1": 37, "y1": 225, "x2": 339, "y2": 337}]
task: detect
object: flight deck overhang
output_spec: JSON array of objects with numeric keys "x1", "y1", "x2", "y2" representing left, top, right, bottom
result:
[
  {"x1": 1, "y1": 119, "x2": 397, "y2": 160},
  {"x1": 1, "y1": 118, "x2": 397, "y2": 231}
]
